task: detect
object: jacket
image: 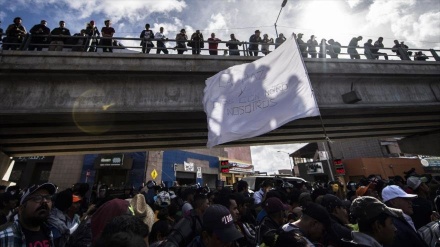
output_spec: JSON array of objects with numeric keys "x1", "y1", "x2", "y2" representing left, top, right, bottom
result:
[
  {"x1": 257, "y1": 216, "x2": 281, "y2": 247},
  {"x1": 385, "y1": 215, "x2": 429, "y2": 247},
  {"x1": 0, "y1": 219, "x2": 55, "y2": 247}
]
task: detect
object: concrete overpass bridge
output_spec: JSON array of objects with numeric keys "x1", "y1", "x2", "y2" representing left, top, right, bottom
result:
[{"x1": 0, "y1": 51, "x2": 439, "y2": 157}]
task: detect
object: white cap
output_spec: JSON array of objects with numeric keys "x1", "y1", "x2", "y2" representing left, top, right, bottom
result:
[
  {"x1": 382, "y1": 185, "x2": 417, "y2": 202},
  {"x1": 407, "y1": 176, "x2": 428, "y2": 190}
]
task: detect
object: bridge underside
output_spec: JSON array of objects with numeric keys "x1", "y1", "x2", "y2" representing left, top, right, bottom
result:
[
  {"x1": 1, "y1": 105, "x2": 438, "y2": 156},
  {"x1": 1, "y1": 52, "x2": 439, "y2": 156}
]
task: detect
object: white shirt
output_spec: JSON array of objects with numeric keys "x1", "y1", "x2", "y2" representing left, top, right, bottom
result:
[
  {"x1": 155, "y1": 32, "x2": 167, "y2": 40},
  {"x1": 403, "y1": 212, "x2": 417, "y2": 231},
  {"x1": 253, "y1": 188, "x2": 265, "y2": 205}
]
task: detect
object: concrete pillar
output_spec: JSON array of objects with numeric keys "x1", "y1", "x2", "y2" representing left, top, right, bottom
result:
[{"x1": 0, "y1": 152, "x2": 12, "y2": 186}]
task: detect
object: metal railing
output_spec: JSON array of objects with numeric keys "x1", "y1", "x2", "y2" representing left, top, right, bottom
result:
[{"x1": 1, "y1": 33, "x2": 439, "y2": 61}]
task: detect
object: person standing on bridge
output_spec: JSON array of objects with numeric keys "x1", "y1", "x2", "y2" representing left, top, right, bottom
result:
[
  {"x1": 248, "y1": 30, "x2": 262, "y2": 56},
  {"x1": 190, "y1": 30, "x2": 204, "y2": 55},
  {"x1": 140, "y1": 23, "x2": 154, "y2": 54},
  {"x1": 226, "y1": 33, "x2": 242, "y2": 56},
  {"x1": 318, "y1": 38, "x2": 328, "y2": 58},
  {"x1": 275, "y1": 33, "x2": 286, "y2": 49},
  {"x1": 207, "y1": 33, "x2": 221, "y2": 55},
  {"x1": 327, "y1": 39, "x2": 341, "y2": 58},
  {"x1": 4, "y1": 17, "x2": 27, "y2": 50},
  {"x1": 100, "y1": 20, "x2": 115, "y2": 52},
  {"x1": 28, "y1": 20, "x2": 50, "y2": 51},
  {"x1": 372, "y1": 37, "x2": 389, "y2": 60},
  {"x1": 85, "y1": 20, "x2": 100, "y2": 52},
  {"x1": 363, "y1": 38, "x2": 376, "y2": 59},
  {"x1": 297, "y1": 33, "x2": 308, "y2": 58},
  {"x1": 175, "y1": 28, "x2": 188, "y2": 54},
  {"x1": 348, "y1": 36, "x2": 362, "y2": 59},
  {"x1": 155, "y1": 27, "x2": 169, "y2": 54},
  {"x1": 307, "y1": 35, "x2": 318, "y2": 58},
  {"x1": 49, "y1": 20, "x2": 70, "y2": 51}
]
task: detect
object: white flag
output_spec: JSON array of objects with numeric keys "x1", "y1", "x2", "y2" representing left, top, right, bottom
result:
[{"x1": 204, "y1": 34, "x2": 320, "y2": 148}]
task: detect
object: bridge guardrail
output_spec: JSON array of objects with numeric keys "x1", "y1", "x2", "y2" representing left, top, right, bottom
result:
[{"x1": 1, "y1": 33, "x2": 439, "y2": 61}]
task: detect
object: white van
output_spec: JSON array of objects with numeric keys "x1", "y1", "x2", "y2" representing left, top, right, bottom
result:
[{"x1": 242, "y1": 175, "x2": 308, "y2": 191}]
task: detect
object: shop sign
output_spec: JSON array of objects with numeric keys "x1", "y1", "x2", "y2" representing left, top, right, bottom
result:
[
  {"x1": 16, "y1": 156, "x2": 46, "y2": 161},
  {"x1": 229, "y1": 162, "x2": 254, "y2": 173},
  {"x1": 184, "y1": 161, "x2": 194, "y2": 172},
  {"x1": 98, "y1": 154, "x2": 124, "y2": 167},
  {"x1": 196, "y1": 167, "x2": 202, "y2": 178},
  {"x1": 318, "y1": 151, "x2": 329, "y2": 161},
  {"x1": 306, "y1": 162, "x2": 324, "y2": 174},
  {"x1": 422, "y1": 158, "x2": 440, "y2": 172}
]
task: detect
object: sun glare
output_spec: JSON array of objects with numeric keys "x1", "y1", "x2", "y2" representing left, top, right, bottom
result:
[{"x1": 298, "y1": 1, "x2": 351, "y2": 38}]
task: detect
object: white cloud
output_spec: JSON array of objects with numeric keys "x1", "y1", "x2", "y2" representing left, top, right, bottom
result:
[
  {"x1": 363, "y1": 0, "x2": 439, "y2": 48},
  {"x1": 366, "y1": 0, "x2": 416, "y2": 26},
  {"x1": 413, "y1": 11, "x2": 440, "y2": 47},
  {"x1": 57, "y1": 0, "x2": 187, "y2": 23},
  {"x1": 251, "y1": 143, "x2": 307, "y2": 174},
  {"x1": 206, "y1": 13, "x2": 228, "y2": 33}
]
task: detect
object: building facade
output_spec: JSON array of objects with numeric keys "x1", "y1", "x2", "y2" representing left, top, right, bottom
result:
[
  {"x1": 5, "y1": 147, "x2": 253, "y2": 190},
  {"x1": 293, "y1": 137, "x2": 425, "y2": 185}
]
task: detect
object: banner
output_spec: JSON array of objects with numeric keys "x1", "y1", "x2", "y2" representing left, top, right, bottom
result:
[
  {"x1": 184, "y1": 161, "x2": 194, "y2": 172},
  {"x1": 204, "y1": 34, "x2": 320, "y2": 147}
]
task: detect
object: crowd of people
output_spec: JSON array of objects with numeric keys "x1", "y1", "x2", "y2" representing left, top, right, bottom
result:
[
  {"x1": 1, "y1": 167, "x2": 440, "y2": 247},
  {"x1": 0, "y1": 17, "x2": 433, "y2": 60}
]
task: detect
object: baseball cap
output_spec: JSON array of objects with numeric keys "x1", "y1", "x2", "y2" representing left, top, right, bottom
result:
[
  {"x1": 355, "y1": 183, "x2": 375, "y2": 197},
  {"x1": 302, "y1": 202, "x2": 331, "y2": 227},
  {"x1": 146, "y1": 180, "x2": 157, "y2": 189},
  {"x1": 203, "y1": 204, "x2": 243, "y2": 243},
  {"x1": 155, "y1": 191, "x2": 171, "y2": 207},
  {"x1": 20, "y1": 183, "x2": 56, "y2": 205},
  {"x1": 381, "y1": 185, "x2": 417, "y2": 202},
  {"x1": 407, "y1": 176, "x2": 428, "y2": 190},
  {"x1": 321, "y1": 194, "x2": 350, "y2": 212},
  {"x1": 351, "y1": 196, "x2": 400, "y2": 222},
  {"x1": 264, "y1": 197, "x2": 289, "y2": 214}
]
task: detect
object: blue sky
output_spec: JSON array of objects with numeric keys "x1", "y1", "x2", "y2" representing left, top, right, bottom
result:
[
  {"x1": 1, "y1": 0, "x2": 439, "y2": 172},
  {"x1": 1, "y1": 0, "x2": 439, "y2": 51}
]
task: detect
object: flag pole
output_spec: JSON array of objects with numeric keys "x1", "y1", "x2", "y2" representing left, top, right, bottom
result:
[{"x1": 291, "y1": 32, "x2": 335, "y2": 162}]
